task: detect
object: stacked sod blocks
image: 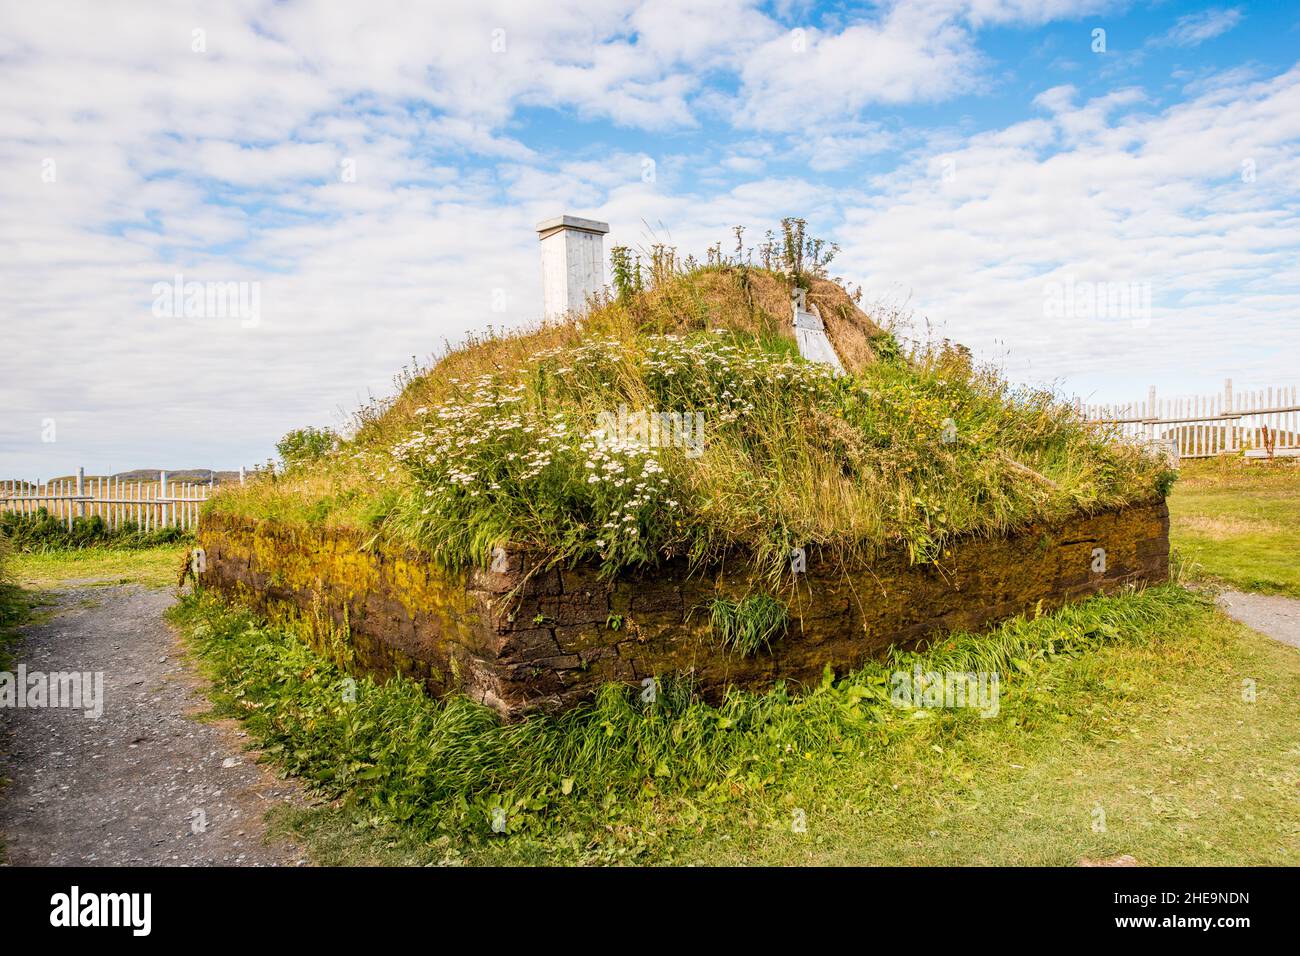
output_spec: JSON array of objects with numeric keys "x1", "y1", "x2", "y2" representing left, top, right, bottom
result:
[{"x1": 197, "y1": 500, "x2": 1169, "y2": 718}]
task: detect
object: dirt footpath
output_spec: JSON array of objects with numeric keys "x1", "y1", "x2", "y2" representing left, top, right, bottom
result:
[
  {"x1": 1215, "y1": 589, "x2": 1300, "y2": 650},
  {"x1": 0, "y1": 584, "x2": 308, "y2": 866}
]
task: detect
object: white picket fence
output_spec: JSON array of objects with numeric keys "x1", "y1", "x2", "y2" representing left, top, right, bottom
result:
[
  {"x1": 0, "y1": 468, "x2": 213, "y2": 531},
  {"x1": 1078, "y1": 379, "x2": 1300, "y2": 462}
]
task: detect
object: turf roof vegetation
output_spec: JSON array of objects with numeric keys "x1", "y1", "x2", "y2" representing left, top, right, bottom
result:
[{"x1": 209, "y1": 265, "x2": 1174, "y2": 581}]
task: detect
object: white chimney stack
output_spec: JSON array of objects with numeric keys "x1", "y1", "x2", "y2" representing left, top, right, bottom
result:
[{"x1": 536, "y1": 214, "x2": 610, "y2": 318}]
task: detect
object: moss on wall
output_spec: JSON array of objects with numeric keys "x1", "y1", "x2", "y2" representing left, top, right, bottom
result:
[{"x1": 199, "y1": 499, "x2": 1169, "y2": 717}]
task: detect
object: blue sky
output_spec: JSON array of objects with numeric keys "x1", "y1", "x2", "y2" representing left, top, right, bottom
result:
[{"x1": 2, "y1": 0, "x2": 1298, "y2": 477}]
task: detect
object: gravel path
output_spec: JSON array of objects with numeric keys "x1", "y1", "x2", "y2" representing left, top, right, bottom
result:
[
  {"x1": 1215, "y1": 589, "x2": 1300, "y2": 649},
  {"x1": 0, "y1": 583, "x2": 309, "y2": 866}
]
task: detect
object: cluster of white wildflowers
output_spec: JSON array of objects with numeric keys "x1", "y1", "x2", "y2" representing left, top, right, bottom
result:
[
  {"x1": 531, "y1": 337, "x2": 629, "y2": 394},
  {"x1": 390, "y1": 373, "x2": 566, "y2": 501},
  {"x1": 383, "y1": 331, "x2": 852, "y2": 566},
  {"x1": 576, "y1": 425, "x2": 672, "y2": 551},
  {"x1": 640, "y1": 332, "x2": 836, "y2": 424},
  {"x1": 389, "y1": 361, "x2": 677, "y2": 563},
  {"x1": 352, "y1": 447, "x2": 395, "y2": 482}
]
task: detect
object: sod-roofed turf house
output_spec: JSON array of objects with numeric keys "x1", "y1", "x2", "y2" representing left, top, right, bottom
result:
[{"x1": 198, "y1": 217, "x2": 1174, "y2": 717}]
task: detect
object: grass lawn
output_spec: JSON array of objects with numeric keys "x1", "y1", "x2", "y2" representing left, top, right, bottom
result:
[
  {"x1": 7, "y1": 498, "x2": 1294, "y2": 867},
  {"x1": 6, "y1": 544, "x2": 186, "y2": 589},
  {"x1": 1169, "y1": 458, "x2": 1300, "y2": 597},
  {"x1": 172, "y1": 582, "x2": 1300, "y2": 867},
  {"x1": 683, "y1": 617, "x2": 1298, "y2": 866}
]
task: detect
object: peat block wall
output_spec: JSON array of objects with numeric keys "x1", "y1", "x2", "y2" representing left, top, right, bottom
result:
[{"x1": 198, "y1": 499, "x2": 1169, "y2": 717}]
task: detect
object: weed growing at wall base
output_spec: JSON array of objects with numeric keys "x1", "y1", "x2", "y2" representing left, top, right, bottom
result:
[
  {"x1": 708, "y1": 593, "x2": 789, "y2": 655},
  {"x1": 171, "y1": 583, "x2": 1208, "y2": 856},
  {"x1": 890, "y1": 667, "x2": 999, "y2": 717}
]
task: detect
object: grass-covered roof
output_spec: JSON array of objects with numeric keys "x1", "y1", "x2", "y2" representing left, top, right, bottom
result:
[{"x1": 211, "y1": 264, "x2": 1173, "y2": 582}]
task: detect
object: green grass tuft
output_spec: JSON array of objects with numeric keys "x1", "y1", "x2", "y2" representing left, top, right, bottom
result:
[
  {"x1": 708, "y1": 592, "x2": 789, "y2": 655},
  {"x1": 171, "y1": 583, "x2": 1212, "y2": 853}
]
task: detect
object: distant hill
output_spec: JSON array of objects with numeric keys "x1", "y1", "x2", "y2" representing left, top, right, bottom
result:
[
  {"x1": 107, "y1": 469, "x2": 243, "y2": 484},
  {"x1": 29, "y1": 469, "x2": 244, "y2": 486}
]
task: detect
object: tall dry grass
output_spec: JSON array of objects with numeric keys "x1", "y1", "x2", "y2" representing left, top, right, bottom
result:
[{"x1": 210, "y1": 265, "x2": 1173, "y2": 582}]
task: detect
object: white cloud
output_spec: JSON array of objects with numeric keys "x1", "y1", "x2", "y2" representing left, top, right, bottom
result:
[
  {"x1": 0, "y1": 1, "x2": 1295, "y2": 477},
  {"x1": 1156, "y1": 7, "x2": 1243, "y2": 48},
  {"x1": 732, "y1": 0, "x2": 1112, "y2": 131},
  {"x1": 734, "y1": 11, "x2": 981, "y2": 131},
  {"x1": 800, "y1": 125, "x2": 898, "y2": 171},
  {"x1": 835, "y1": 65, "x2": 1300, "y2": 398}
]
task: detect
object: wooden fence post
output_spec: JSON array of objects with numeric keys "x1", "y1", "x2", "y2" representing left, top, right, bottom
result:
[
  {"x1": 1224, "y1": 378, "x2": 1235, "y2": 452},
  {"x1": 159, "y1": 470, "x2": 170, "y2": 528},
  {"x1": 1146, "y1": 385, "x2": 1156, "y2": 443}
]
